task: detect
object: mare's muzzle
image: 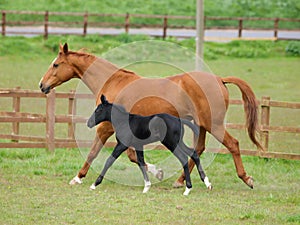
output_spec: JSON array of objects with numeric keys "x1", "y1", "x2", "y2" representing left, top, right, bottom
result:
[{"x1": 39, "y1": 83, "x2": 51, "y2": 94}]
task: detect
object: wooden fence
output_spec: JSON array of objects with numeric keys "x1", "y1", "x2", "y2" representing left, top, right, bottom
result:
[
  {"x1": 1, "y1": 10, "x2": 300, "y2": 39},
  {"x1": 0, "y1": 88, "x2": 299, "y2": 160}
]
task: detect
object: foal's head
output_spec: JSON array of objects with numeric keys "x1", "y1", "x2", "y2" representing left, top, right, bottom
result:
[
  {"x1": 39, "y1": 43, "x2": 84, "y2": 94},
  {"x1": 87, "y1": 95, "x2": 112, "y2": 128}
]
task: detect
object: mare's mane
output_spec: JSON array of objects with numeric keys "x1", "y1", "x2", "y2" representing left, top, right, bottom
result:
[
  {"x1": 68, "y1": 50, "x2": 135, "y2": 75},
  {"x1": 67, "y1": 50, "x2": 96, "y2": 59}
]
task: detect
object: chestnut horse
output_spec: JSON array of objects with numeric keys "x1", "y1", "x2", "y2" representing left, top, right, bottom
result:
[{"x1": 39, "y1": 43, "x2": 261, "y2": 189}]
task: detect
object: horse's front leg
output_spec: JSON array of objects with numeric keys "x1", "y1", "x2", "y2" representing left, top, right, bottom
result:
[
  {"x1": 136, "y1": 149, "x2": 151, "y2": 193},
  {"x1": 90, "y1": 142, "x2": 128, "y2": 190},
  {"x1": 69, "y1": 122, "x2": 114, "y2": 185}
]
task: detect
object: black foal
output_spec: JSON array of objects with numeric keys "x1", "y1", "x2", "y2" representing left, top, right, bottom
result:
[{"x1": 87, "y1": 95, "x2": 212, "y2": 195}]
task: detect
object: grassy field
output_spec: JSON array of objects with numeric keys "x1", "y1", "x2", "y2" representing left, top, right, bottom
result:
[
  {"x1": 0, "y1": 148, "x2": 299, "y2": 224},
  {"x1": 0, "y1": 0, "x2": 299, "y2": 29},
  {"x1": 0, "y1": 35, "x2": 299, "y2": 224}
]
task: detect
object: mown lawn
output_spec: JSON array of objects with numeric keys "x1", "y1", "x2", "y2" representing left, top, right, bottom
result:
[{"x1": 0, "y1": 148, "x2": 299, "y2": 225}]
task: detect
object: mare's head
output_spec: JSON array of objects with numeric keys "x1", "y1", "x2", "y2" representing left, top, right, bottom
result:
[
  {"x1": 87, "y1": 95, "x2": 113, "y2": 128},
  {"x1": 39, "y1": 43, "x2": 79, "y2": 94}
]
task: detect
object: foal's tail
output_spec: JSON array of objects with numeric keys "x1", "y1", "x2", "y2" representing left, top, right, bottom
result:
[
  {"x1": 180, "y1": 119, "x2": 200, "y2": 152},
  {"x1": 222, "y1": 76, "x2": 263, "y2": 150},
  {"x1": 181, "y1": 119, "x2": 200, "y2": 137}
]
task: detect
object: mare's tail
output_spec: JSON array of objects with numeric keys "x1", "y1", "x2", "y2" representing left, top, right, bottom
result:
[{"x1": 222, "y1": 76, "x2": 263, "y2": 149}]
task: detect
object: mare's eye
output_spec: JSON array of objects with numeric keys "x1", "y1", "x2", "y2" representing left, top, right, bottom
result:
[{"x1": 53, "y1": 63, "x2": 59, "y2": 68}]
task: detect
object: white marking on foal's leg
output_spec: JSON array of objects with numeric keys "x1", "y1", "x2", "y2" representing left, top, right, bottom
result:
[
  {"x1": 142, "y1": 180, "x2": 151, "y2": 193},
  {"x1": 183, "y1": 187, "x2": 192, "y2": 196},
  {"x1": 90, "y1": 183, "x2": 96, "y2": 190},
  {"x1": 204, "y1": 176, "x2": 212, "y2": 190},
  {"x1": 69, "y1": 176, "x2": 82, "y2": 185},
  {"x1": 147, "y1": 163, "x2": 163, "y2": 181}
]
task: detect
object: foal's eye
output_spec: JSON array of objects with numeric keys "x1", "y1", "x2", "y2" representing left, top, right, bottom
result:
[
  {"x1": 53, "y1": 63, "x2": 59, "y2": 68},
  {"x1": 95, "y1": 106, "x2": 103, "y2": 113}
]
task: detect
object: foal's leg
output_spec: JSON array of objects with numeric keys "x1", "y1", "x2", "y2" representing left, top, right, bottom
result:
[
  {"x1": 174, "y1": 127, "x2": 207, "y2": 188},
  {"x1": 172, "y1": 148, "x2": 192, "y2": 196},
  {"x1": 136, "y1": 149, "x2": 151, "y2": 193},
  {"x1": 90, "y1": 142, "x2": 128, "y2": 190},
  {"x1": 70, "y1": 122, "x2": 114, "y2": 185},
  {"x1": 190, "y1": 150, "x2": 212, "y2": 190},
  {"x1": 70, "y1": 122, "x2": 162, "y2": 185},
  {"x1": 127, "y1": 147, "x2": 163, "y2": 181}
]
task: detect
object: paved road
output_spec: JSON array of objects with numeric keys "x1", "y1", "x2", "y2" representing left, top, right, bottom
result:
[{"x1": 5, "y1": 26, "x2": 300, "y2": 41}]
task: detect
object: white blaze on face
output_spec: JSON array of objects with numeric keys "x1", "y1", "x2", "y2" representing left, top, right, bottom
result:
[
  {"x1": 39, "y1": 57, "x2": 57, "y2": 88},
  {"x1": 49, "y1": 57, "x2": 57, "y2": 69}
]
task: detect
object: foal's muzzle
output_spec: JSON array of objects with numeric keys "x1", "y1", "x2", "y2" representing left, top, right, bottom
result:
[{"x1": 87, "y1": 116, "x2": 96, "y2": 128}]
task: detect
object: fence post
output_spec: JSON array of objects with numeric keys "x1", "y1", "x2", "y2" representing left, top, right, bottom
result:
[
  {"x1": 238, "y1": 19, "x2": 243, "y2": 38},
  {"x1": 125, "y1": 13, "x2": 130, "y2": 33},
  {"x1": 83, "y1": 11, "x2": 88, "y2": 36},
  {"x1": 46, "y1": 89, "x2": 55, "y2": 152},
  {"x1": 44, "y1": 10, "x2": 49, "y2": 39},
  {"x1": 274, "y1": 18, "x2": 279, "y2": 39},
  {"x1": 12, "y1": 86, "x2": 20, "y2": 142},
  {"x1": 2, "y1": 11, "x2": 6, "y2": 36},
  {"x1": 68, "y1": 90, "x2": 76, "y2": 140},
  {"x1": 260, "y1": 96, "x2": 270, "y2": 153},
  {"x1": 163, "y1": 16, "x2": 168, "y2": 39}
]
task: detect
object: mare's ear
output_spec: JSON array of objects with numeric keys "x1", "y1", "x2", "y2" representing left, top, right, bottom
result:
[
  {"x1": 59, "y1": 43, "x2": 68, "y2": 54},
  {"x1": 101, "y1": 94, "x2": 108, "y2": 104},
  {"x1": 63, "y1": 43, "x2": 69, "y2": 54},
  {"x1": 59, "y1": 43, "x2": 64, "y2": 53}
]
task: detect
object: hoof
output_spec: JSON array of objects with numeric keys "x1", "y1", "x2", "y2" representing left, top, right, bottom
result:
[
  {"x1": 143, "y1": 181, "x2": 151, "y2": 193},
  {"x1": 246, "y1": 176, "x2": 254, "y2": 189},
  {"x1": 155, "y1": 169, "x2": 164, "y2": 181},
  {"x1": 142, "y1": 185, "x2": 151, "y2": 194},
  {"x1": 207, "y1": 185, "x2": 213, "y2": 191},
  {"x1": 69, "y1": 176, "x2": 82, "y2": 185},
  {"x1": 173, "y1": 181, "x2": 184, "y2": 188},
  {"x1": 90, "y1": 184, "x2": 96, "y2": 190},
  {"x1": 183, "y1": 187, "x2": 192, "y2": 196}
]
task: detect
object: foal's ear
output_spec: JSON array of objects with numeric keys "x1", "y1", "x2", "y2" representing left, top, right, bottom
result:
[{"x1": 101, "y1": 94, "x2": 108, "y2": 104}]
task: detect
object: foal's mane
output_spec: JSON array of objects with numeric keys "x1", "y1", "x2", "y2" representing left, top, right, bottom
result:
[{"x1": 112, "y1": 103, "x2": 128, "y2": 115}]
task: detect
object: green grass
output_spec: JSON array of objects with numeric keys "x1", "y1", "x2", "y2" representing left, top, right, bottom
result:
[
  {"x1": 0, "y1": 0, "x2": 299, "y2": 29},
  {"x1": 0, "y1": 148, "x2": 299, "y2": 224}
]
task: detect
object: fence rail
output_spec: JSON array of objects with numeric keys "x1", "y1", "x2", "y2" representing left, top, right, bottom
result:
[
  {"x1": 0, "y1": 88, "x2": 299, "y2": 160},
  {"x1": 1, "y1": 10, "x2": 300, "y2": 39}
]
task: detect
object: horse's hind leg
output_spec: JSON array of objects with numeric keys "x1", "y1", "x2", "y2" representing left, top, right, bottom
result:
[
  {"x1": 172, "y1": 148, "x2": 192, "y2": 196},
  {"x1": 136, "y1": 149, "x2": 151, "y2": 193},
  {"x1": 214, "y1": 128, "x2": 254, "y2": 188},
  {"x1": 174, "y1": 127, "x2": 206, "y2": 188},
  {"x1": 190, "y1": 151, "x2": 212, "y2": 190}
]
